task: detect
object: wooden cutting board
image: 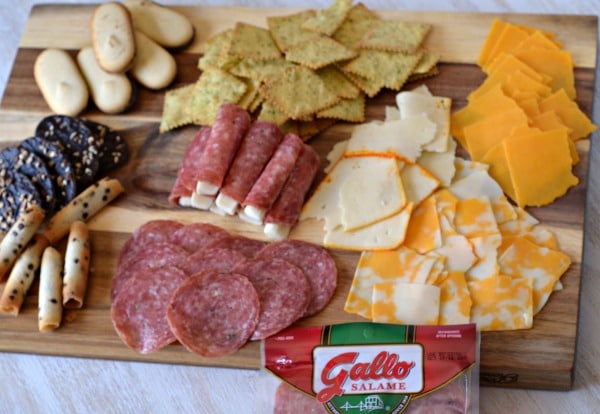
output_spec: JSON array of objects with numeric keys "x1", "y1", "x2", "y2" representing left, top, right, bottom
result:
[{"x1": 0, "y1": 4, "x2": 597, "y2": 391}]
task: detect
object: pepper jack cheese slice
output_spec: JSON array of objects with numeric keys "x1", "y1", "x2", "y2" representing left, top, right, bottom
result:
[{"x1": 371, "y1": 282, "x2": 440, "y2": 325}]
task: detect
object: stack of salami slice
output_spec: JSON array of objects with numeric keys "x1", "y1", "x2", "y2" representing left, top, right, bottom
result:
[
  {"x1": 169, "y1": 103, "x2": 320, "y2": 240},
  {"x1": 111, "y1": 219, "x2": 338, "y2": 356},
  {"x1": 0, "y1": 115, "x2": 129, "y2": 234}
]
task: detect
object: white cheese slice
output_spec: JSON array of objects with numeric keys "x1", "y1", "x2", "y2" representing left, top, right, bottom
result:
[
  {"x1": 400, "y1": 163, "x2": 440, "y2": 206},
  {"x1": 190, "y1": 192, "x2": 214, "y2": 210},
  {"x1": 195, "y1": 180, "x2": 219, "y2": 196},
  {"x1": 384, "y1": 105, "x2": 401, "y2": 122},
  {"x1": 417, "y1": 138, "x2": 457, "y2": 187},
  {"x1": 344, "y1": 114, "x2": 437, "y2": 162},
  {"x1": 339, "y1": 156, "x2": 405, "y2": 231},
  {"x1": 240, "y1": 205, "x2": 266, "y2": 225},
  {"x1": 371, "y1": 282, "x2": 440, "y2": 325},
  {"x1": 264, "y1": 223, "x2": 291, "y2": 241},
  {"x1": 396, "y1": 91, "x2": 452, "y2": 152},
  {"x1": 324, "y1": 140, "x2": 348, "y2": 173}
]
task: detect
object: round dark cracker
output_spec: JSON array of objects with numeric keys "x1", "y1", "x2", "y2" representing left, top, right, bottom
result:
[
  {"x1": 0, "y1": 169, "x2": 43, "y2": 233},
  {"x1": 0, "y1": 146, "x2": 56, "y2": 211},
  {"x1": 20, "y1": 136, "x2": 77, "y2": 207},
  {"x1": 82, "y1": 119, "x2": 130, "y2": 176},
  {"x1": 35, "y1": 115, "x2": 100, "y2": 189}
]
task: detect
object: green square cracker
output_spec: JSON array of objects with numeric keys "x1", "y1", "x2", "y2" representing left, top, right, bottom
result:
[
  {"x1": 302, "y1": 0, "x2": 353, "y2": 36},
  {"x1": 228, "y1": 22, "x2": 281, "y2": 61},
  {"x1": 198, "y1": 29, "x2": 233, "y2": 70},
  {"x1": 408, "y1": 50, "x2": 439, "y2": 79},
  {"x1": 259, "y1": 66, "x2": 339, "y2": 120},
  {"x1": 359, "y1": 20, "x2": 431, "y2": 53},
  {"x1": 159, "y1": 84, "x2": 196, "y2": 133},
  {"x1": 332, "y1": 2, "x2": 380, "y2": 49},
  {"x1": 317, "y1": 93, "x2": 365, "y2": 123},
  {"x1": 267, "y1": 10, "x2": 321, "y2": 52},
  {"x1": 343, "y1": 49, "x2": 423, "y2": 90},
  {"x1": 342, "y1": 69, "x2": 385, "y2": 98},
  {"x1": 237, "y1": 78, "x2": 261, "y2": 110},
  {"x1": 285, "y1": 36, "x2": 357, "y2": 70},
  {"x1": 317, "y1": 65, "x2": 361, "y2": 99},
  {"x1": 229, "y1": 58, "x2": 297, "y2": 82},
  {"x1": 190, "y1": 68, "x2": 248, "y2": 126},
  {"x1": 257, "y1": 100, "x2": 289, "y2": 125}
]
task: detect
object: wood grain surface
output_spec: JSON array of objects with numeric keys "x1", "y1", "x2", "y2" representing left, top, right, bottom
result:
[{"x1": 0, "y1": 4, "x2": 597, "y2": 392}]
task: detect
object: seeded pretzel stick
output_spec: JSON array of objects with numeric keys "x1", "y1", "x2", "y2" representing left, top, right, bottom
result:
[
  {"x1": 0, "y1": 234, "x2": 50, "y2": 315},
  {"x1": 0, "y1": 204, "x2": 45, "y2": 281},
  {"x1": 38, "y1": 246, "x2": 63, "y2": 332},
  {"x1": 62, "y1": 221, "x2": 91, "y2": 309},
  {"x1": 42, "y1": 177, "x2": 124, "y2": 244}
]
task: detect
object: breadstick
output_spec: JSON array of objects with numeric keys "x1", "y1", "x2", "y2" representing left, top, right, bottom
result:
[
  {"x1": 38, "y1": 246, "x2": 63, "y2": 332},
  {"x1": 62, "y1": 221, "x2": 91, "y2": 309},
  {"x1": 0, "y1": 234, "x2": 49, "y2": 315},
  {"x1": 42, "y1": 177, "x2": 124, "y2": 244},
  {"x1": 0, "y1": 204, "x2": 45, "y2": 281}
]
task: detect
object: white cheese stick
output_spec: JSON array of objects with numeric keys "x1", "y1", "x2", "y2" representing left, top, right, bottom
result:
[
  {"x1": 0, "y1": 234, "x2": 49, "y2": 315},
  {"x1": 62, "y1": 221, "x2": 91, "y2": 309},
  {"x1": 38, "y1": 246, "x2": 64, "y2": 332}
]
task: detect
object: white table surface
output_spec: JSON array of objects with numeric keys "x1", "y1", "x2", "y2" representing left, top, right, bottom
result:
[{"x1": 1, "y1": 1, "x2": 599, "y2": 413}]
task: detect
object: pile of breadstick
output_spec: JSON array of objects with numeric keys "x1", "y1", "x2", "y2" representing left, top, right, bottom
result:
[{"x1": 0, "y1": 177, "x2": 124, "y2": 332}]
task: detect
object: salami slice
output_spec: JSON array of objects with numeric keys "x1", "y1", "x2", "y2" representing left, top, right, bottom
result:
[
  {"x1": 111, "y1": 242, "x2": 188, "y2": 300},
  {"x1": 215, "y1": 121, "x2": 283, "y2": 214},
  {"x1": 168, "y1": 126, "x2": 211, "y2": 205},
  {"x1": 240, "y1": 133, "x2": 304, "y2": 225},
  {"x1": 207, "y1": 235, "x2": 267, "y2": 258},
  {"x1": 171, "y1": 222, "x2": 230, "y2": 253},
  {"x1": 180, "y1": 246, "x2": 246, "y2": 276},
  {"x1": 167, "y1": 270, "x2": 260, "y2": 357},
  {"x1": 195, "y1": 104, "x2": 251, "y2": 195},
  {"x1": 117, "y1": 219, "x2": 184, "y2": 267},
  {"x1": 264, "y1": 143, "x2": 320, "y2": 240},
  {"x1": 111, "y1": 265, "x2": 188, "y2": 354},
  {"x1": 257, "y1": 239, "x2": 337, "y2": 317},
  {"x1": 233, "y1": 258, "x2": 311, "y2": 340},
  {"x1": 274, "y1": 382, "x2": 327, "y2": 414}
]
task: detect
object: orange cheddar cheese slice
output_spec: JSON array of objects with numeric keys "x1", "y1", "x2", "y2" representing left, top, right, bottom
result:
[
  {"x1": 504, "y1": 128, "x2": 578, "y2": 207},
  {"x1": 498, "y1": 236, "x2": 571, "y2": 314},
  {"x1": 481, "y1": 24, "x2": 530, "y2": 71},
  {"x1": 539, "y1": 89, "x2": 597, "y2": 141},
  {"x1": 463, "y1": 106, "x2": 529, "y2": 161},
  {"x1": 468, "y1": 274, "x2": 533, "y2": 331},
  {"x1": 512, "y1": 48, "x2": 576, "y2": 99},
  {"x1": 479, "y1": 142, "x2": 517, "y2": 202},
  {"x1": 477, "y1": 18, "x2": 510, "y2": 67}
]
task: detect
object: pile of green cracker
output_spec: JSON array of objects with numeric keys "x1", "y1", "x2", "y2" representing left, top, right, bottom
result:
[{"x1": 160, "y1": 0, "x2": 438, "y2": 140}]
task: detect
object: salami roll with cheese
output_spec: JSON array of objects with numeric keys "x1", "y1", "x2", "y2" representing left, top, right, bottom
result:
[
  {"x1": 111, "y1": 265, "x2": 188, "y2": 354},
  {"x1": 195, "y1": 104, "x2": 251, "y2": 195},
  {"x1": 215, "y1": 121, "x2": 283, "y2": 215},
  {"x1": 0, "y1": 234, "x2": 49, "y2": 315},
  {"x1": 167, "y1": 270, "x2": 259, "y2": 357},
  {"x1": 168, "y1": 126, "x2": 211, "y2": 206},
  {"x1": 257, "y1": 239, "x2": 337, "y2": 317},
  {"x1": 0, "y1": 204, "x2": 45, "y2": 281},
  {"x1": 233, "y1": 258, "x2": 311, "y2": 340},
  {"x1": 62, "y1": 221, "x2": 91, "y2": 309},
  {"x1": 180, "y1": 247, "x2": 246, "y2": 276},
  {"x1": 38, "y1": 246, "x2": 64, "y2": 332},
  {"x1": 240, "y1": 133, "x2": 304, "y2": 225},
  {"x1": 264, "y1": 144, "x2": 320, "y2": 240},
  {"x1": 171, "y1": 222, "x2": 230, "y2": 253}
]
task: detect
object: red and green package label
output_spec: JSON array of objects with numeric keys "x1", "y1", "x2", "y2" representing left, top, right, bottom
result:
[{"x1": 264, "y1": 322, "x2": 478, "y2": 413}]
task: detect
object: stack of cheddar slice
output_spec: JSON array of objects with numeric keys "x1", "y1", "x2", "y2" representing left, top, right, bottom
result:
[{"x1": 451, "y1": 18, "x2": 596, "y2": 207}]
